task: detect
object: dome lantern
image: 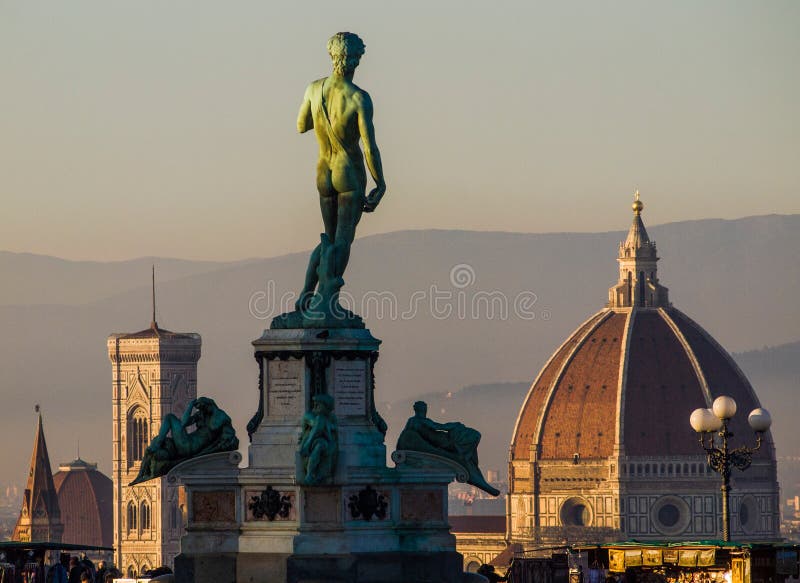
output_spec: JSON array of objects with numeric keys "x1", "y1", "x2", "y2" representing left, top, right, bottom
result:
[{"x1": 608, "y1": 191, "x2": 670, "y2": 309}]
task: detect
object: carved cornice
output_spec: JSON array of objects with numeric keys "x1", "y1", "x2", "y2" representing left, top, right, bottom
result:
[
  {"x1": 255, "y1": 349, "x2": 378, "y2": 361},
  {"x1": 109, "y1": 351, "x2": 201, "y2": 364}
]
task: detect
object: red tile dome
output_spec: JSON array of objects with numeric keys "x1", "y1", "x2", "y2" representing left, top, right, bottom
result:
[
  {"x1": 53, "y1": 459, "x2": 113, "y2": 548},
  {"x1": 510, "y1": 307, "x2": 770, "y2": 462}
]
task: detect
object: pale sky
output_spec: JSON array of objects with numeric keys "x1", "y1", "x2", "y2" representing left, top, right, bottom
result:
[{"x1": 1, "y1": 1, "x2": 798, "y2": 261}]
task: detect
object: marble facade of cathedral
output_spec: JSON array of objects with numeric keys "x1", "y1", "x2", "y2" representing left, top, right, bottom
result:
[
  {"x1": 506, "y1": 195, "x2": 780, "y2": 545},
  {"x1": 108, "y1": 314, "x2": 200, "y2": 576}
]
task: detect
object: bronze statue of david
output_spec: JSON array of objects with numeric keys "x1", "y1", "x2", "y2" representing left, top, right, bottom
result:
[{"x1": 273, "y1": 32, "x2": 386, "y2": 329}]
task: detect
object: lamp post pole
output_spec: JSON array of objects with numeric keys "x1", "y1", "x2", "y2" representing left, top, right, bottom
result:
[{"x1": 690, "y1": 397, "x2": 771, "y2": 542}]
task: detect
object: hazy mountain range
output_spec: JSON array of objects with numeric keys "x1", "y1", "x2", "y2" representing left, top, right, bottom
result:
[{"x1": 1, "y1": 214, "x2": 798, "y2": 488}]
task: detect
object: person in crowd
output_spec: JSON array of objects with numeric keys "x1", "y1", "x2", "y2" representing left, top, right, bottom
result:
[
  {"x1": 50, "y1": 554, "x2": 69, "y2": 583},
  {"x1": 67, "y1": 558, "x2": 82, "y2": 583},
  {"x1": 78, "y1": 555, "x2": 94, "y2": 582}
]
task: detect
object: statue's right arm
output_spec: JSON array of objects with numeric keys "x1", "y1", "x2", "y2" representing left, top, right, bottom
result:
[
  {"x1": 297, "y1": 85, "x2": 313, "y2": 134},
  {"x1": 357, "y1": 91, "x2": 386, "y2": 211}
]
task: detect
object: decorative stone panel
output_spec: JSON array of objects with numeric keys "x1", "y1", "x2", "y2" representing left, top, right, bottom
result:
[
  {"x1": 304, "y1": 488, "x2": 341, "y2": 524},
  {"x1": 191, "y1": 490, "x2": 236, "y2": 524},
  {"x1": 400, "y1": 489, "x2": 443, "y2": 522}
]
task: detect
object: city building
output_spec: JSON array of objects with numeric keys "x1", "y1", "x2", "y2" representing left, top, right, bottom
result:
[
  {"x1": 451, "y1": 515, "x2": 508, "y2": 573},
  {"x1": 12, "y1": 411, "x2": 63, "y2": 543},
  {"x1": 507, "y1": 194, "x2": 780, "y2": 544},
  {"x1": 53, "y1": 457, "x2": 113, "y2": 549},
  {"x1": 108, "y1": 291, "x2": 200, "y2": 576}
]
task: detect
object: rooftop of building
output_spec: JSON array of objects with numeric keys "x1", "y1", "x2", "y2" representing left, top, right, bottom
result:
[{"x1": 449, "y1": 515, "x2": 506, "y2": 534}]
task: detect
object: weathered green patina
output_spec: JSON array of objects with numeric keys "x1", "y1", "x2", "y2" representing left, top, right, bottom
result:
[
  {"x1": 397, "y1": 401, "x2": 500, "y2": 496},
  {"x1": 298, "y1": 394, "x2": 339, "y2": 485},
  {"x1": 130, "y1": 397, "x2": 239, "y2": 485},
  {"x1": 271, "y1": 32, "x2": 386, "y2": 330}
]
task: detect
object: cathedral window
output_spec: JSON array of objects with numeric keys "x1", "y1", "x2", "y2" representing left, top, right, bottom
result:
[
  {"x1": 127, "y1": 502, "x2": 138, "y2": 533},
  {"x1": 140, "y1": 501, "x2": 151, "y2": 531},
  {"x1": 128, "y1": 409, "x2": 149, "y2": 463}
]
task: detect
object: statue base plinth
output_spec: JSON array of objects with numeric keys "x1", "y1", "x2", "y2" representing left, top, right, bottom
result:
[
  {"x1": 270, "y1": 307, "x2": 365, "y2": 330},
  {"x1": 171, "y1": 327, "x2": 467, "y2": 583}
]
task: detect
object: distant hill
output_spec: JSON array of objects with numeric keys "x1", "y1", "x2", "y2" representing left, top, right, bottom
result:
[
  {"x1": 0, "y1": 252, "x2": 254, "y2": 306},
  {"x1": 0, "y1": 214, "x2": 798, "y2": 484}
]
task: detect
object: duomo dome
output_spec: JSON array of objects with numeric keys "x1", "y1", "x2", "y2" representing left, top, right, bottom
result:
[{"x1": 507, "y1": 195, "x2": 779, "y2": 543}]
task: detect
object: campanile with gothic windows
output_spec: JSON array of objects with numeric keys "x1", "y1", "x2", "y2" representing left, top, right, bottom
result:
[{"x1": 108, "y1": 302, "x2": 201, "y2": 575}]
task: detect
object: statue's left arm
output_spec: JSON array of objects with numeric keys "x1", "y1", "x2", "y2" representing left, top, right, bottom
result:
[{"x1": 357, "y1": 92, "x2": 386, "y2": 212}]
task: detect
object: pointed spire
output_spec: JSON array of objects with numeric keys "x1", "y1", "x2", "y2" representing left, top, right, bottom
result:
[
  {"x1": 624, "y1": 190, "x2": 651, "y2": 249},
  {"x1": 150, "y1": 264, "x2": 158, "y2": 330},
  {"x1": 12, "y1": 408, "x2": 63, "y2": 542}
]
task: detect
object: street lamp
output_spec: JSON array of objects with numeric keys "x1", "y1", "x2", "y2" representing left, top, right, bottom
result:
[{"x1": 689, "y1": 396, "x2": 772, "y2": 541}]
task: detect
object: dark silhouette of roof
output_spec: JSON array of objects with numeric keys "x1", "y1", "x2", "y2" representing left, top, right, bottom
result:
[
  {"x1": 118, "y1": 321, "x2": 197, "y2": 340},
  {"x1": 449, "y1": 515, "x2": 506, "y2": 533}
]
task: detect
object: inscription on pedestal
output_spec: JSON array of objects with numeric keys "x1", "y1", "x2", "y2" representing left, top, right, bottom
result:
[
  {"x1": 333, "y1": 359, "x2": 367, "y2": 416},
  {"x1": 267, "y1": 359, "x2": 303, "y2": 417}
]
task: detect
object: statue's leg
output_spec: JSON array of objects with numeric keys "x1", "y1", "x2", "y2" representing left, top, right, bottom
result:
[
  {"x1": 296, "y1": 244, "x2": 321, "y2": 311},
  {"x1": 332, "y1": 190, "x2": 364, "y2": 279},
  {"x1": 297, "y1": 193, "x2": 337, "y2": 310},
  {"x1": 305, "y1": 440, "x2": 328, "y2": 484}
]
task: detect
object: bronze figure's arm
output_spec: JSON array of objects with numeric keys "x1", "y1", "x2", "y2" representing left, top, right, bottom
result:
[
  {"x1": 297, "y1": 84, "x2": 314, "y2": 134},
  {"x1": 357, "y1": 92, "x2": 386, "y2": 212}
]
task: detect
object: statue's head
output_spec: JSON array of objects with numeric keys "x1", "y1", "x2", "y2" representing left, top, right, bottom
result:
[
  {"x1": 327, "y1": 32, "x2": 365, "y2": 77},
  {"x1": 195, "y1": 396, "x2": 216, "y2": 414},
  {"x1": 313, "y1": 393, "x2": 335, "y2": 415},
  {"x1": 413, "y1": 401, "x2": 428, "y2": 417}
]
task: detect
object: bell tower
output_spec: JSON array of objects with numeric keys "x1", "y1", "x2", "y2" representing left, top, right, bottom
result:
[{"x1": 108, "y1": 269, "x2": 201, "y2": 575}]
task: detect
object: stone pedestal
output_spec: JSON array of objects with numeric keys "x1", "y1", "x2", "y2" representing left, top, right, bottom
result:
[
  {"x1": 172, "y1": 328, "x2": 466, "y2": 583},
  {"x1": 247, "y1": 328, "x2": 386, "y2": 477}
]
